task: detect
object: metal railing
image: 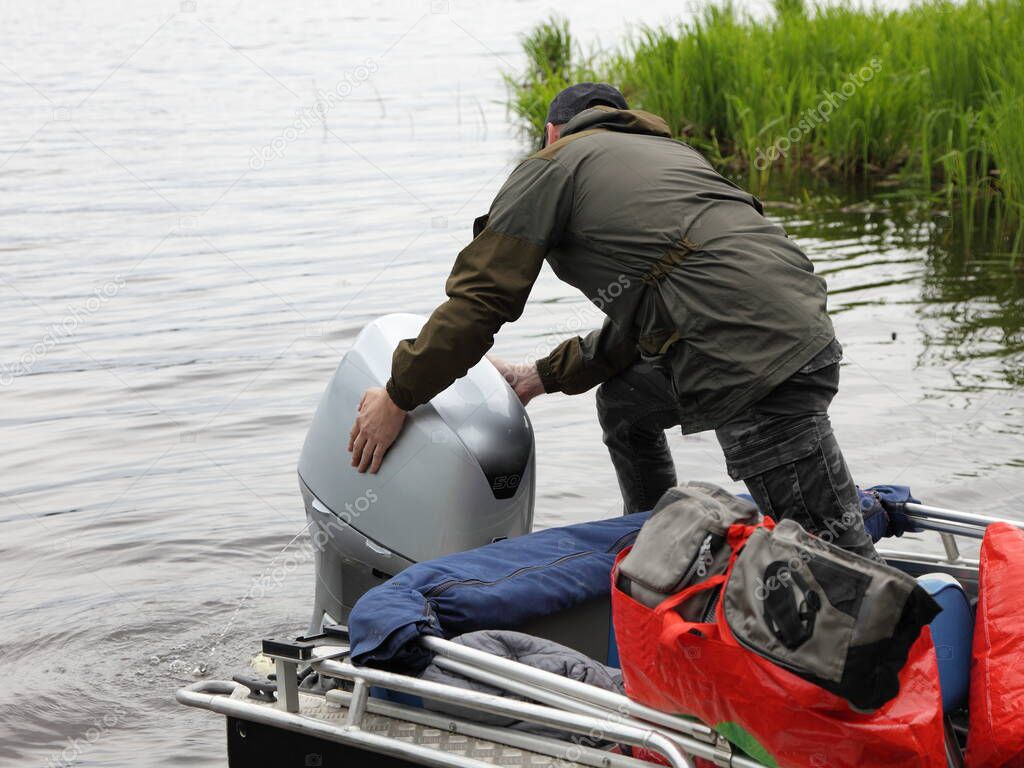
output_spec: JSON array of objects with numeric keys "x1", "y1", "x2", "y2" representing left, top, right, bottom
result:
[
  {"x1": 314, "y1": 657, "x2": 700, "y2": 768},
  {"x1": 177, "y1": 680, "x2": 531, "y2": 768},
  {"x1": 903, "y1": 502, "x2": 1024, "y2": 539}
]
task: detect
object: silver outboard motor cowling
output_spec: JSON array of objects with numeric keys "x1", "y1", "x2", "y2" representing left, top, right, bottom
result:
[{"x1": 299, "y1": 314, "x2": 535, "y2": 630}]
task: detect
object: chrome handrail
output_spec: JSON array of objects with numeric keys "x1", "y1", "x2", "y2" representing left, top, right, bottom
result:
[
  {"x1": 907, "y1": 515, "x2": 988, "y2": 540},
  {"x1": 314, "y1": 658, "x2": 698, "y2": 768},
  {"x1": 424, "y1": 655, "x2": 738, "y2": 764},
  {"x1": 905, "y1": 503, "x2": 1024, "y2": 532},
  {"x1": 176, "y1": 681, "x2": 503, "y2": 768},
  {"x1": 421, "y1": 635, "x2": 715, "y2": 741},
  {"x1": 326, "y1": 686, "x2": 666, "y2": 768}
]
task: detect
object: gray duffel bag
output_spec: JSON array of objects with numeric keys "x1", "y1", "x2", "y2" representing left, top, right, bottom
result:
[
  {"x1": 724, "y1": 518, "x2": 941, "y2": 711},
  {"x1": 617, "y1": 481, "x2": 760, "y2": 621}
]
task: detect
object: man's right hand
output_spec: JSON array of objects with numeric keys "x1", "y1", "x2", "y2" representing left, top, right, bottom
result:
[{"x1": 488, "y1": 356, "x2": 545, "y2": 406}]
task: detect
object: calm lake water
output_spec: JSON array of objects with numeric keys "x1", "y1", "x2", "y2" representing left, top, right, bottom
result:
[{"x1": 1, "y1": 1, "x2": 1021, "y2": 765}]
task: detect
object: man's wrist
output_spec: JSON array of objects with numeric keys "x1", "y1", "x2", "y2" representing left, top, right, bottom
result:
[
  {"x1": 534, "y1": 357, "x2": 560, "y2": 394},
  {"x1": 384, "y1": 378, "x2": 413, "y2": 412}
]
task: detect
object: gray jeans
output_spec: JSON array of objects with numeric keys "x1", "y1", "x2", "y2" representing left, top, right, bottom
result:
[{"x1": 595, "y1": 341, "x2": 880, "y2": 560}]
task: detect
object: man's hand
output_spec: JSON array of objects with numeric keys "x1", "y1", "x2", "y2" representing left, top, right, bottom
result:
[
  {"x1": 348, "y1": 388, "x2": 407, "y2": 474},
  {"x1": 488, "y1": 356, "x2": 545, "y2": 406}
]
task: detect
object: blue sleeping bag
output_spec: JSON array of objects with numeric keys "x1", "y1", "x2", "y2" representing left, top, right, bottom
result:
[
  {"x1": 348, "y1": 513, "x2": 648, "y2": 673},
  {"x1": 347, "y1": 485, "x2": 915, "y2": 674}
]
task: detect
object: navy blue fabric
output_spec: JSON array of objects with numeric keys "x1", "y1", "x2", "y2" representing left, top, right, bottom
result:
[
  {"x1": 348, "y1": 514, "x2": 648, "y2": 673},
  {"x1": 607, "y1": 622, "x2": 621, "y2": 668},
  {"x1": 370, "y1": 687, "x2": 423, "y2": 709},
  {"x1": 865, "y1": 484, "x2": 921, "y2": 537},
  {"x1": 858, "y1": 489, "x2": 890, "y2": 542}
]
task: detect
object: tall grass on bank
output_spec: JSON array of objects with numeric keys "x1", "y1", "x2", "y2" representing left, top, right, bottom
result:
[
  {"x1": 504, "y1": 0, "x2": 1024, "y2": 252},
  {"x1": 503, "y1": 18, "x2": 602, "y2": 145}
]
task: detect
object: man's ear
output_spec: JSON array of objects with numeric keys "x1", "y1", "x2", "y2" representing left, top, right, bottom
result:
[{"x1": 544, "y1": 122, "x2": 561, "y2": 147}]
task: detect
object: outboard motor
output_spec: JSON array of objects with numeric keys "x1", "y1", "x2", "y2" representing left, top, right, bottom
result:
[{"x1": 299, "y1": 314, "x2": 535, "y2": 631}]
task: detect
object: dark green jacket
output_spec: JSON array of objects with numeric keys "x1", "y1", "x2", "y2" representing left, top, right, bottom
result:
[{"x1": 387, "y1": 107, "x2": 834, "y2": 433}]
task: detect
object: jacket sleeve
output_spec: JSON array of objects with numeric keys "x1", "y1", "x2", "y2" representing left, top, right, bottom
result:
[
  {"x1": 535, "y1": 317, "x2": 640, "y2": 395},
  {"x1": 386, "y1": 158, "x2": 573, "y2": 411}
]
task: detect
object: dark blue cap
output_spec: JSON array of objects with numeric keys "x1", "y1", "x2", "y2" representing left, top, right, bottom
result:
[{"x1": 545, "y1": 82, "x2": 628, "y2": 127}]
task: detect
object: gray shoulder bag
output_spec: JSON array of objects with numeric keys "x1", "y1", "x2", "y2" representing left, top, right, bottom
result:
[
  {"x1": 616, "y1": 481, "x2": 760, "y2": 622},
  {"x1": 724, "y1": 519, "x2": 941, "y2": 710}
]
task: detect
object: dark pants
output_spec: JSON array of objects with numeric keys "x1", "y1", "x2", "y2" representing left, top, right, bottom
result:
[{"x1": 595, "y1": 341, "x2": 880, "y2": 560}]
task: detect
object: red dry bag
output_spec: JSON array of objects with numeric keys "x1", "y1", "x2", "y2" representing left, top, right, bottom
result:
[
  {"x1": 611, "y1": 520, "x2": 947, "y2": 768},
  {"x1": 966, "y1": 523, "x2": 1024, "y2": 768}
]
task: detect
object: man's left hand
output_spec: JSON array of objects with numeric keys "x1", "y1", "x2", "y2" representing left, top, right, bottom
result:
[
  {"x1": 348, "y1": 388, "x2": 407, "y2": 474},
  {"x1": 487, "y1": 356, "x2": 546, "y2": 406}
]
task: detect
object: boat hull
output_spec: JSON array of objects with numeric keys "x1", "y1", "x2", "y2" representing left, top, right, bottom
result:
[{"x1": 227, "y1": 715, "x2": 414, "y2": 768}]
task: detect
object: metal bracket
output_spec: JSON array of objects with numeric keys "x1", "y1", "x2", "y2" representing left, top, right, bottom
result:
[
  {"x1": 261, "y1": 638, "x2": 314, "y2": 713},
  {"x1": 939, "y1": 532, "x2": 962, "y2": 564},
  {"x1": 274, "y1": 658, "x2": 299, "y2": 713},
  {"x1": 345, "y1": 679, "x2": 369, "y2": 726}
]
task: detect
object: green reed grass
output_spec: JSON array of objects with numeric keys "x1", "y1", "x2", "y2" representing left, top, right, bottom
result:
[{"x1": 504, "y1": 0, "x2": 1024, "y2": 252}]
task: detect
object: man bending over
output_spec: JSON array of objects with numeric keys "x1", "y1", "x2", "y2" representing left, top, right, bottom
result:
[{"x1": 348, "y1": 83, "x2": 879, "y2": 560}]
